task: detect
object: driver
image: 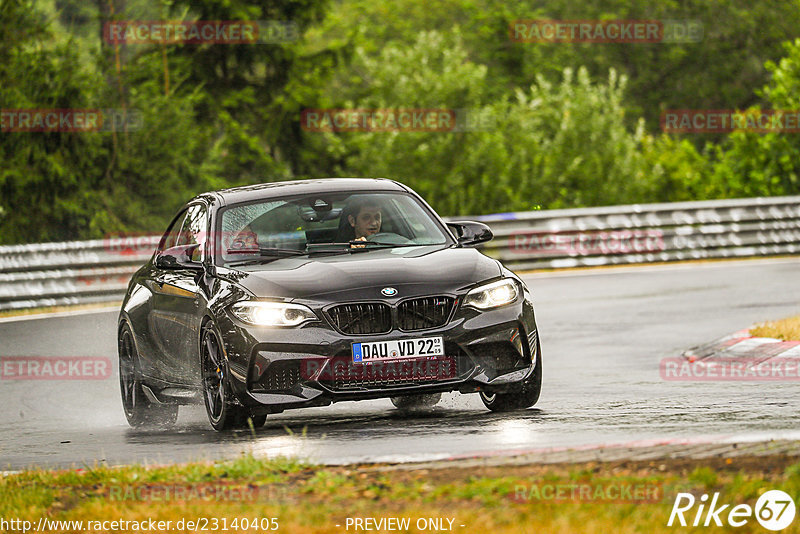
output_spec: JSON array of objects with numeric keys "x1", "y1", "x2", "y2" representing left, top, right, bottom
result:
[{"x1": 349, "y1": 201, "x2": 382, "y2": 241}]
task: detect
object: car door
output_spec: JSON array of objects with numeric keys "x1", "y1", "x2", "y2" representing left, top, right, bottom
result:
[
  {"x1": 135, "y1": 208, "x2": 186, "y2": 381},
  {"x1": 148, "y1": 203, "x2": 210, "y2": 385}
]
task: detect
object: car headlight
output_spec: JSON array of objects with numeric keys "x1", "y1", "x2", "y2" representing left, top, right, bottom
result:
[
  {"x1": 230, "y1": 301, "x2": 317, "y2": 327},
  {"x1": 463, "y1": 279, "x2": 519, "y2": 310}
]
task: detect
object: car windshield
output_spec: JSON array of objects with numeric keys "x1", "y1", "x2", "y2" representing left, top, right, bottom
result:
[{"x1": 217, "y1": 191, "x2": 449, "y2": 263}]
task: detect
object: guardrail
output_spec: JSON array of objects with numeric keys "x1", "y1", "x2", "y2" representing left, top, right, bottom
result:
[
  {"x1": 0, "y1": 196, "x2": 798, "y2": 310},
  {"x1": 470, "y1": 196, "x2": 800, "y2": 271},
  {"x1": 0, "y1": 237, "x2": 158, "y2": 311}
]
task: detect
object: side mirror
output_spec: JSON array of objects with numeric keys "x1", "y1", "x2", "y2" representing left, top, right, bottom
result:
[
  {"x1": 155, "y1": 244, "x2": 203, "y2": 270},
  {"x1": 446, "y1": 221, "x2": 493, "y2": 247}
]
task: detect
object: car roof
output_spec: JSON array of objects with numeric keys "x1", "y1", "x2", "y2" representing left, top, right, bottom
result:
[{"x1": 199, "y1": 178, "x2": 409, "y2": 206}]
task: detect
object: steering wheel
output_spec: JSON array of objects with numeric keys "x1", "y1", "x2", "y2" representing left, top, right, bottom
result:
[{"x1": 365, "y1": 232, "x2": 413, "y2": 245}]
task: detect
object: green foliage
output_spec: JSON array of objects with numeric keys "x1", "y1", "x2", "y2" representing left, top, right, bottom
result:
[
  {"x1": 640, "y1": 135, "x2": 714, "y2": 201},
  {"x1": 159, "y1": 0, "x2": 330, "y2": 184},
  {"x1": 0, "y1": 0, "x2": 333, "y2": 243},
  {"x1": 500, "y1": 67, "x2": 649, "y2": 210},
  {"x1": 710, "y1": 38, "x2": 800, "y2": 199},
  {"x1": 317, "y1": 0, "x2": 800, "y2": 133},
  {"x1": 2, "y1": 0, "x2": 800, "y2": 243},
  {"x1": 0, "y1": 0, "x2": 103, "y2": 242},
  {"x1": 307, "y1": 30, "x2": 658, "y2": 215},
  {"x1": 688, "y1": 466, "x2": 719, "y2": 489}
]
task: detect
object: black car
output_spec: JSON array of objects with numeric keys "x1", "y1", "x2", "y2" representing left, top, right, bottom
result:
[{"x1": 118, "y1": 178, "x2": 542, "y2": 430}]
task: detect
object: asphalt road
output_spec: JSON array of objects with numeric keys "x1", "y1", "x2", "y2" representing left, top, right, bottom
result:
[{"x1": 2, "y1": 258, "x2": 799, "y2": 471}]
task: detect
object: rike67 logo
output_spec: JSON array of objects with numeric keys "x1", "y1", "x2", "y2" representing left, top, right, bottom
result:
[{"x1": 668, "y1": 490, "x2": 796, "y2": 530}]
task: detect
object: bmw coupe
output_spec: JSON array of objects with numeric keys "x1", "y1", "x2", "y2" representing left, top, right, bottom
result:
[{"x1": 118, "y1": 179, "x2": 542, "y2": 430}]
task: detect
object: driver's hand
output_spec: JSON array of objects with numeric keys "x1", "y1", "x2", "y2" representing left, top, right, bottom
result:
[{"x1": 351, "y1": 236, "x2": 367, "y2": 249}]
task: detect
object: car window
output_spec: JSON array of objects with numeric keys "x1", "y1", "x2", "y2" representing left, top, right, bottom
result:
[
  {"x1": 175, "y1": 204, "x2": 209, "y2": 262},
  {"x1": 218, "y1": 201, "x2": 284, "y2": 257},
  {"x1": 159, "y1": 209, "x2": 188, "y2": 252},
  {"x1": 218, "y1": 192, "x2": 448, "y2": 262}
]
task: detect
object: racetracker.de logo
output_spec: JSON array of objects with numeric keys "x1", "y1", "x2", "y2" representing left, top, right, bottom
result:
[
  {"x1": 107, "y1": 482, "x2": 288, "y2": 502},
  {"x1": 103, "y1": 21, "x2": 298, "y2": 45},
  {"x1": 510, "y1": 229, "x2": 665, "y2": 256},
  {"x1": 1, "y1": 109, "x2": 143, "y2": 132},
  {"x1": 660, "y1": 357, "x2": 800, "y2": 381},
  {"x1": 301, "y1": 109, "x2": 458, "y2": 132},
  {"x1": 509, "y1": 19, "x2": 703, "y2": 43},
  {"x1": 662, "y1": 109, "x2": 800, "y2": 133},
  {"x1": 0, "y1": 357, "x2": 112, "y2": 380},
  {"x1": 511, "y1": 481, "x2": 663, "y2": 503},
  {"x1": 104, "y1": 233, "x2": 160, "y2": 256},
  {"x1": 102, "y1": 230, "x2": 320, "y2": 256}
]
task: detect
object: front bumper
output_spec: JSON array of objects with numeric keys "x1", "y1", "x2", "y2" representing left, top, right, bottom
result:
[{"x1": 216, "y1": 294, "x2": 539, "y2": 414}]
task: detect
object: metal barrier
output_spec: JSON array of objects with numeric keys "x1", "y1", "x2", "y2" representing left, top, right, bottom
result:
[
  {"x1": 1, "y1": 197, "x2": 798, "y2": 310},
  {"x1": 469, "y1": 196, "x2": 800, "y2": 271},
  {"x1": 0, "y1": 236, "x2": 158, "y2": 311}
]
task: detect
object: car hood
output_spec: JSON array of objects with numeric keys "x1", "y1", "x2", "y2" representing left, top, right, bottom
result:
[{"x1": 222, "y1": 245, "x2": 501, "y2": 301}]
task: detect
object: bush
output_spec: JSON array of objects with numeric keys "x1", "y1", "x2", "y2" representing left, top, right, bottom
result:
[
  {"x1": 308, "y1": 29, "x2": 663, "y2": 215},
  {"x1": 711, "y1": 39, "x2": 800, "y2": 199}
]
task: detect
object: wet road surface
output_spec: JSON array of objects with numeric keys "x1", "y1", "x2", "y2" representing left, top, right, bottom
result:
[{"x1": 1, "y1": 258, "x2": 799, "y2": 470}]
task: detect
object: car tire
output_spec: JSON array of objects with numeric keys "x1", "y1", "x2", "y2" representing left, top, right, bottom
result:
[
  {"x1": 118, "y1": 324, "x2": 179, "y2": 428},
  {"x1": 390, "y1": 393, "x2": 442, "y2": 410},
  {"x1": 200, "y1": 321, "x2": 253, "y2": 431},
  {"x1": 479, "y1": 341, "x2": 542, "y2": 412},
  {"x1": 249, "y1": 414, "x2": 267, "y2": 428}
]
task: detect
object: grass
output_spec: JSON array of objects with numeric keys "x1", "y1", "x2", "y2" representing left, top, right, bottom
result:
[
  {"x1": 3, "y1": 453, "x2": 800, "y2": 533},
  {"x1": 751, "y1": 315, "x2": 800, "y2": 341}
]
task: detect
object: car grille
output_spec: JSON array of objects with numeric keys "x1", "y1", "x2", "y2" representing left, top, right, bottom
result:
[
  {"x1": 252, "y1": 360, "x2": 301, "y2": 392},
  {"x1": 397, "y1": 296, "x2": 455, "y2": 330},
  {"x1": 327, "y1": 303, "x2": 392, "y2": 334},
  {"x1": 327, "y1": 296, "x2": 455, "y2": 334},
  {"x1": 321, "y1": 345, "x2": 473, "y2": 391},
  {"x1": 469, "y1": 342, "x2": 523, "y2": 374}
]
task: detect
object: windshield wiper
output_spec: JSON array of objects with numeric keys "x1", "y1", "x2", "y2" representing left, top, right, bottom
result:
[
  {"x1": 306, "y1": 241, "x2": 399, "y2": 254},
  {"x1": 227, "y1": 248, "x2": 306, "y2": 266}
]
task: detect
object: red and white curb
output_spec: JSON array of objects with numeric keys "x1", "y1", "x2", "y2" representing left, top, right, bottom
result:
[
  {"x1": 661, "y1": 329, "x2": 800, "y2": 381},
  {"x1": 684, "y1": 329, "x2": 800, "y2": 362}
]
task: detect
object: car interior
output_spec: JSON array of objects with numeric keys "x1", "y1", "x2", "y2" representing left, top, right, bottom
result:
[{"x1": 229, "y1": 195, "x2": 416, "y2": 253}]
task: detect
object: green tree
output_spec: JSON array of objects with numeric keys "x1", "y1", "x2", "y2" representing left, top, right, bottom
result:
[
  {"x1": 153, "y1": 0, "x2": 332, "y2": 182},
  {"x1": 0, "y1": 0, "x2": 104, "y2": 242},
  {"x1": 306, "y1": 30, "x2": 657, "y2": 215},
  {"x1": 0, "y1": 0, "x2": 339, "y2": 243},
  {"x1": 712, "y1": 38, "x2": 800, "y2": 198},
  {"x1": 315, "y1": 0, "x2": 800, "y2": 134}
]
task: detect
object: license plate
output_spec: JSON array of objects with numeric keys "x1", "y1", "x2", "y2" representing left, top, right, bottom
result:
[{"x1": 352, "y1": 336, "x2": 444, "y2": 363}]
